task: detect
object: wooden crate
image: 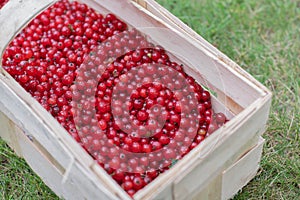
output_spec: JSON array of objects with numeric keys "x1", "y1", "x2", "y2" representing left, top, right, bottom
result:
[{"x1": 0, "y1": 0, "x2": 272, "y2": 199}]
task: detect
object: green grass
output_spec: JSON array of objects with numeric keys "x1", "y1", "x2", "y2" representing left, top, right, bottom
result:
[
  {"x1": 0, "y1": 139, "x2": 58, "y2": 199},
  {"x1": 1, "y1": 0, "x2": 299, "y2": 199}
]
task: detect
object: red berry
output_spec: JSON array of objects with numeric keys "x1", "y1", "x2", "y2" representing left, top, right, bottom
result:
[
  {"x1": 122, "y1": 180, "x2": 133, "y2": 191},
  {"x1": 216, "y1": 112, "x2": 226, "y2": 124},
  {"x1": 132, "y1": 176, "x2": 144, "y2": 190},
  {"x1": 137, "y1": 110, "x2": 148, "y2": 121}
]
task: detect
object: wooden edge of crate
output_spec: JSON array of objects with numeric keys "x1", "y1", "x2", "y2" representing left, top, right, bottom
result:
[{"x1": 0, "y1": 116, "x2": 128, "y2": 200}]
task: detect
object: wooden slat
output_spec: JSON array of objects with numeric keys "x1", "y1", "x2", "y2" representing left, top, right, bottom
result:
[
  {"x1": 133, "y1": 0, "x2": 222, "y2": 57},
  {"x1": 82, "y1": 0, "x2": 165, "y2": 28},
  {"x1": 190, "y1": 137, "x2": 265, "y2": 200},
  {"x1": 193, "y1": 174, "x2": 222, "y2": 200},
  {"x1": 221, "y1": 137, "x2": 265, "y2": 200},
  {"x1": 135, "y1": 181, "x2": 173, "y2": 200},
  {"x1": 14, "y1": 123, "x2": 66, "y2": 197},
  {"x1": 0, "y1": 111, "x2": 22, "y2": 157}
]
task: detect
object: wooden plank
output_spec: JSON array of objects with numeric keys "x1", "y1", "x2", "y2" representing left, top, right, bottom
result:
[
  {"x1": 193, "y1": 174, "x2": 222, "y2": 200},
  {"x1": 134, "y1": 0, "x2": 222, "y2": 56},
  {"x1": 211, "y1": 96, "x2": 235, "y2": 120},
  {"x1": 84, "y1": 0, "x2": 166, "y2": 28},
  {"x1": 221, "y1": 137, "x2": 265, "y2": 200},
  {"x1": 14, "y1": 124, "x2": 65, "y2": 197},
  {"x1": 0, "y1": 111, "x2": 22, "y2": 157},
  {"x1": 173, "y1": 136, "x2": 258, "y2": 200}
]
